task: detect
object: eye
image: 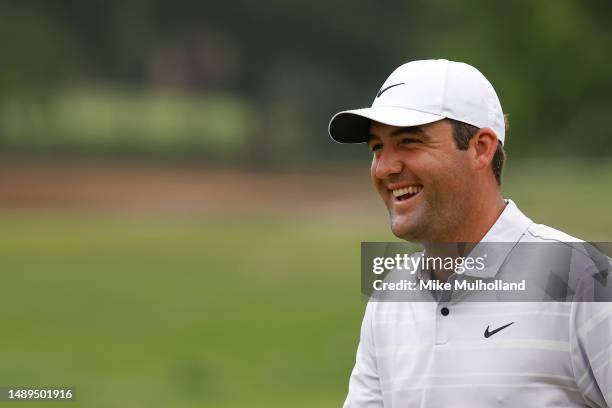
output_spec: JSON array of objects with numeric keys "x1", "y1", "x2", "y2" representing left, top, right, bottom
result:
[
  {"x1": 401, "y1": 137, "x2": 421, "y2": 145},
  {"x1": 369, "y1": 142, "x2": 383, "y2": 152}
]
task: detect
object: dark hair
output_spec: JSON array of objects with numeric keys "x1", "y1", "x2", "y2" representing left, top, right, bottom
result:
[{"x1": 448, "y1": 117, "x2": 508, "y2": 186}]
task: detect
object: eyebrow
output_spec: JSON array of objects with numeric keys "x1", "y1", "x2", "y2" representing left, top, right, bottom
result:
[{"x1": 367, "y1": 126, "x2": 429, "y2": 142}]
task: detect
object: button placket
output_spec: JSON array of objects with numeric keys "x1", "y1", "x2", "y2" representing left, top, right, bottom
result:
[{"x1": 435, "y1": 303, "x2": 449, "y2": 345}]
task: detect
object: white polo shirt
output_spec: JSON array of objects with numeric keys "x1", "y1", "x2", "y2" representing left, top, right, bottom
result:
[{"x1": 344, "y1": 200, "x2": 612, "y2": 407}]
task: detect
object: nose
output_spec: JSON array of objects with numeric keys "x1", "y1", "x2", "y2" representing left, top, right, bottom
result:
[{"x1": 373, "y1": 147, "x2": 403, "y2": 179}]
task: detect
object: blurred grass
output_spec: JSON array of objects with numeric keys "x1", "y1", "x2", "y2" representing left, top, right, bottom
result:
[
  {"x1": 502, "y1": 159, "x2": 612, "y2": 238},
  {"x1": 0, "y1": 215, "x2": 391, "y2": 408},
  {"x1": 0, "y1": 159, "x2": 610, "y2": 407}
]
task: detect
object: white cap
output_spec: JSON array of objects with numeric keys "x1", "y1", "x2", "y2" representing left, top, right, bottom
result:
[{"x1": 328, "y1": 59, "x2": 506, "y2": 144}]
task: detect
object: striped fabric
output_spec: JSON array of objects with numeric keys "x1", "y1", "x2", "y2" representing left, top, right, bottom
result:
[{"x1": 344, "y1": 200, "x2": 612, "y2": 407}]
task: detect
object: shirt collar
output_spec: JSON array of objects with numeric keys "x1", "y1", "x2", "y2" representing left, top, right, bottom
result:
[
  {"x1": 480, "y1": 199, "x2": 533, "y2": 243},
  {"x1": 463, "y1": 199, "x2": 533, "y2": 278}
]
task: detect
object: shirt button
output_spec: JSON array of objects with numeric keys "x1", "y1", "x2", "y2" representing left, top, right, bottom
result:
[{"x1": 440, "y1": 307, "x2": 450, "y2": 316}]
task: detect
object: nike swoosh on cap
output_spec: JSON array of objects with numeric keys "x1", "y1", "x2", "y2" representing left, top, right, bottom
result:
[
  {"x1": 376, "y1": 82, "x2": 404, "y2": 98},
  {"x1": 484, "y1": 322, "x2": 514, "y2": 338}
]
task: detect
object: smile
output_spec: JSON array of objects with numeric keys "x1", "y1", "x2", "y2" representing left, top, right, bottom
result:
[{"x1": 392, "y1": 185, "x2": 423, "y2": 202}]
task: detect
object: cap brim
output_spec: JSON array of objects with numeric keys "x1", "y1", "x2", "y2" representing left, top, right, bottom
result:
[{"x1": 328, "y1": 106, "x2": 445, "y2": 143}]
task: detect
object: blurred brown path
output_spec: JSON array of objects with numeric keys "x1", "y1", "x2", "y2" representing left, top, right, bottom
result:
[{"x1": 0, "y1": 160, "x2": 382, "y2": 216}]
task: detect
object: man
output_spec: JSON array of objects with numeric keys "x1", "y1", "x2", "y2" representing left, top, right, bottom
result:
[{"x1": 328, "y1": 59, "x2": 612, "y2": 407}]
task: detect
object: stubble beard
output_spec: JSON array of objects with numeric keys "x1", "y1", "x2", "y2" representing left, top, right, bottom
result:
[
  {"x1": 390, "y1": 207, "x2": 428, "y2": 243},
  {"x1": 389, "y1": 192, "x2": 466, "y2": 243}
]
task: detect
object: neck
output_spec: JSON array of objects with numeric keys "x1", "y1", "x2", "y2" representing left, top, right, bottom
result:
[
  {"x1": 442, "y1": 193, "x2": 506, "y2": 243},
  {"x1": 423, "y1": 193, "x2": 506, "y2": 282}
]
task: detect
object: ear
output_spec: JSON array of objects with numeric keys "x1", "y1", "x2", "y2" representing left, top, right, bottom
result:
[{"x1": 468, "y1": 127, "x2": 498, "y2": 171}]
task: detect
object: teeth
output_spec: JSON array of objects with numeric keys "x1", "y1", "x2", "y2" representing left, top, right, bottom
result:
[
  {"x1": 392, "y1": 187, "x2": 408, "y2": 197},
  {"x1": 392, "y1": 186, "x2": 422, "y2": 197}
]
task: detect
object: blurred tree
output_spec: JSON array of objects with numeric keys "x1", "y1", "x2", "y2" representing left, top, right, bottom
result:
[
  {"x1": 0, "y1": 4, "x2": 76, "y2": 95},
  {"x1": 1, "y1": 0, "x2": 611, "y2": 160}
]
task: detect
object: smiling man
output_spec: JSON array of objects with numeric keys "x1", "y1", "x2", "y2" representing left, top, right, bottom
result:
[
  {"x1": 367, "y1": 119, "x2": 505, "y2": 244},
  {"x1": 328, "y1": 60, "x2": 612, "y2": 407}
]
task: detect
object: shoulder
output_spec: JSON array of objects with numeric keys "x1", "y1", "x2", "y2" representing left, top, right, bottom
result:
[
  {"x1": 523, "y1": 222, "x2": 583, "y2": 243},
  {"x1": 521, "y1": 222, "x2": 612, "y2": 302},
  {"x1": 520, "y1": 221, "x2": 594, "y2": 271}
]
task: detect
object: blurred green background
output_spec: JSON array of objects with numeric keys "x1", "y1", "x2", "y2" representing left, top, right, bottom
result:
[{"x1": 1, "y1": 1, "x2": 611, "y2": 407}]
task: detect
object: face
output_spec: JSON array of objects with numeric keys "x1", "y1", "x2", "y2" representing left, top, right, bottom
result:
[{"x1": 368, "y1": 120, "x2": 476, "y2": 242}]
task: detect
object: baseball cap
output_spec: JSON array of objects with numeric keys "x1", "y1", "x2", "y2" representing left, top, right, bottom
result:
[{"x1": 328, "y1": 59, "x2": 506, "y2": 144}]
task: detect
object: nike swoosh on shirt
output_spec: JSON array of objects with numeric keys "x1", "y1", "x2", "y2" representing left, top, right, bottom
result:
[
  {"x1": 484, "y1": 322, "x2": 514, "y2": 338},
  {"x1": 376, "y1": 82, "x2": 404, "y2": 98}
]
